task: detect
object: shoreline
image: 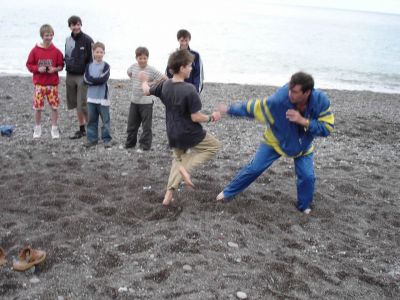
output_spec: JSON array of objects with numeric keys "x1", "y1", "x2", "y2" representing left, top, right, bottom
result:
[{"x1": 1, "y1": 73, "x2": 399, "y2": 96}]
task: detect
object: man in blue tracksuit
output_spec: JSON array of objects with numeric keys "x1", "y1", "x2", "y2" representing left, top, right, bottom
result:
[{"x1": 216, "y1": 72, "x2": 335, "y2": 214}]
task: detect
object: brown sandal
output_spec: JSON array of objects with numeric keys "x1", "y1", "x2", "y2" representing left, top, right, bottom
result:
[
  {"x1": 0, "y1": 247, "x2": 7, "y2": 266},
  {"x1": 13, "y1": 246, "x2": 46, "y2": 271}
]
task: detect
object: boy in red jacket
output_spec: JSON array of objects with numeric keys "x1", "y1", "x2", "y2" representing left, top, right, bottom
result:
[{"x1": 26, "y1": 24, "x2": 64, "y2": 139}]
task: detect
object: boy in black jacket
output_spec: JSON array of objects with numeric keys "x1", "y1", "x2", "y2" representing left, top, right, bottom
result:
[{"x1": 65, "y1": 15, "x2": 93, "y2": 139}]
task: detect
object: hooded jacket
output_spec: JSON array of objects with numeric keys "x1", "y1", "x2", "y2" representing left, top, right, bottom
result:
[{"x1": 26, "y1": 43, "x2": 64, "y2": 85}]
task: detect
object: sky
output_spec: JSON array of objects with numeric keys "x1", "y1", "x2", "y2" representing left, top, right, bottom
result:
[
  {"x1": 8, "y1": 0, "x2": 400, "y2": 15},
  {"x1": 272, "y1": 0, "x2": 400, "y2": 15}
]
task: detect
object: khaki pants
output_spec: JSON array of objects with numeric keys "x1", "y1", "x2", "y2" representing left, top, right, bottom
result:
[
  {"x1": 66, "y1": 74, "x2": 88, "y2": 113},
  {"x1": 167, "y1": 133, "x2": 220, "y2": 190}
]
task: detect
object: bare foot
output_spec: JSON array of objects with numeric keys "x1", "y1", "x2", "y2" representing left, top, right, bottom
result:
[
  {"x1": 162, "y1": 189, "x2": 174, "y2": 206},
  {"x1": 178, "y1": 166, "x2": 195, "y2": 189},
  {"x1": 216, "y1": 191, "x2": 225, "y2": 201}
]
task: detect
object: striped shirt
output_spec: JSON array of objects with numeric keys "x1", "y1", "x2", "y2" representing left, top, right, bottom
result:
[{"x1": 127, "y1": 63, "x2": 164, "y2": 104}]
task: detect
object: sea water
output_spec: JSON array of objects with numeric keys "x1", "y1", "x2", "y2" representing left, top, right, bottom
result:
[{"x1": 0, "y1": 0, "x2": 399, "y2": 93}]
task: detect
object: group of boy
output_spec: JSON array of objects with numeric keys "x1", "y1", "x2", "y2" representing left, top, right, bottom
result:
[
  {"x1": 26, "y1": 18, "x2": 204, "y2": 150},
  {"x1": 26, "y1": 16, "x2": 335, "y2": 214}
]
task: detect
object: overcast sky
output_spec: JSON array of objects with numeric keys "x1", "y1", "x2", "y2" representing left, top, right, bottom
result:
[
  {"x1": 10, "y1": 0, "x2": 400, "y2": 15},
  {"x1": 272, "y1": 0, "x2": 400, "y2": 14}
]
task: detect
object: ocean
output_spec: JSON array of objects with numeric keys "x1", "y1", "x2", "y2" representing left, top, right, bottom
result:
[{"x1": 1, "y1": 0, "x2": 399, "y2": 93}]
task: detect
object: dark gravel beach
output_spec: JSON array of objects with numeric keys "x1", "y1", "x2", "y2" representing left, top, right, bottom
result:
[{"x1": 1, "y1": 75, "x2": 400, "y2": 299}]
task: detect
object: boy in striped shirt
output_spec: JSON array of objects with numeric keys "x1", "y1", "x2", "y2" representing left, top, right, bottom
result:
[{"x1": 126, "y1": 47, "x2": 167, "y2": 152}]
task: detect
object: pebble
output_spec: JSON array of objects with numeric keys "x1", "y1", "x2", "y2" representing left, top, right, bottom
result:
[
  {"x1": 150, "y1": 254, "x2": 155, "y2": 259},
  {"x1": 118, "y1": 287, "x2": 128, "y2": 293},
  {"x1": 183, "y1": 264, "x2": 192, "y2": 271},
  {"x1": 58, "y1": 296, "x2": 65, "y2": 300},
  {"x1": 236, "y1": 291, "x2": 248, "y2": 299},
  {"x1": 228, "y1": 242, "x2": 239, "y2": 248},
  {"x1": 166, "y1": 260, "x2": 173, "y2": 266},
  {"x1": 30, "y1": 277, "x2": 40, "y2": 284},
  {"x1": 118, "y1": 145, "x2": 124, "y2": 150},
  {"x1": 121, "y1": 172, "x2": 128, "y2": 176}
]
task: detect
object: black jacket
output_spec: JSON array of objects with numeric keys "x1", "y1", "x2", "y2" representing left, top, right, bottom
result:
[{"x1": 65, "y1": 31, "x2": 93, "y2": 75}]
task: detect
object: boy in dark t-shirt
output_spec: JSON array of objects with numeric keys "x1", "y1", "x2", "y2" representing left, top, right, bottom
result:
[{"x1": 140, "y1": 49, "x2": 220, "y2": 206}]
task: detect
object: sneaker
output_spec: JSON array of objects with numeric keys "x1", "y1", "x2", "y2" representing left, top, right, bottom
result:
[
  {"x1": 104, "y1": 142, "x2": 112, "y2": 149},
  {"x1": 125, "y1": 143, "x2": 135, "y2": 149},
  {"x1": 51, "y1": 126, "x2": 60, "y2": 139},
  {"x1": 84, "y1": 141, "x2": 97, "y2": 148},
  {"x1": 303, "y1": 208, "x2": 312, "y2": 214},
  {"x1": 136, "y1": 148, "x2": 143, "y2": 153},
  {"x1": 70, "y1": 130, "x2": 86, "y2": 139},
  {"x1": 216, "y1": 191, "x2": 225, "y2": 202},
  {"x1": 33, "y1": 125, "x2": 41, "y2": 138}
]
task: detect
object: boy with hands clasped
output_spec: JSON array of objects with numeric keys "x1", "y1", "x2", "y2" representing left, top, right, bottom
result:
[{"x1": 26, "y1": 24, "x2": 64, "y2": 139}]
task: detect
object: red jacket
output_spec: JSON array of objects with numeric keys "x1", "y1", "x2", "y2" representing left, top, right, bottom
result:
[{"x1": 26, "y1": 43, "x2": 64, "y2": 85}]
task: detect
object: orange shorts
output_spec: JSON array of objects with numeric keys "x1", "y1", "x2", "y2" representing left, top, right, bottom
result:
[{"x1": 33, "y1": 85, "x2": 60, "y2": 110}]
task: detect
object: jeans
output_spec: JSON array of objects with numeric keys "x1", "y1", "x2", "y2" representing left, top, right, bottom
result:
[
  {"x1": 223, "y1": 143, "x2": 315, "y2": 211},
  {"x1": 87, "y1": 103, "x2": 112, "y2": 143}
]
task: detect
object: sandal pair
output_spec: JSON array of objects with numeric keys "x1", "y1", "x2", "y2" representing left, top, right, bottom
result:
[{"x1": 0, "y1": 246, "x2": 46, "y2": 271}]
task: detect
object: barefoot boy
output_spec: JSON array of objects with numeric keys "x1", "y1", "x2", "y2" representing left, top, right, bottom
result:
[
  {"x1": 26, "y1": 24, "x2": 64, "y2": 139},
  {"x1": 141, "y1": 49, "x2": 220, "y2": 205}
]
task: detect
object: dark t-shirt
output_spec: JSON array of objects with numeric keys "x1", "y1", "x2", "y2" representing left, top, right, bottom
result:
[{"x1": 150, "y1": 79, "x2": 206, "y2": 149}]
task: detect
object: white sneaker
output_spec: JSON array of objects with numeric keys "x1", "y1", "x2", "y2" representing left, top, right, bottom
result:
[
  {"x1": 33, "y1": 125, "x2": 41, "y2": 138},
  {"x1": 136, "y1": 148, "x2": 143, "y2": 153},
  {"x1": 303, "y1": 208, "x2": 312, "y2": 214},
  {"x1": 51, "y1": 126, "x2": 60, "y2": 139}
]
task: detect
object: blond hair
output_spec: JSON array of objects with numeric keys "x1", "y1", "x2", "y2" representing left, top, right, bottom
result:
[{"x1": 40, "y1": 24, "x2": 54, "y2": 37}]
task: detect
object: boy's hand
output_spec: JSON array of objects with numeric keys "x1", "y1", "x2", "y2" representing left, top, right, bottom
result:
[
  {"x1": 138, "y1": 71, "x2": 148, "y2": 82},
  {"x1": 38, "y1": 66, "x2": 47, "y2": 73},
  {"x1": 211, "y1": 111, "x2": 221, "y2": 122},
  {"x1": 47, "y1": 66, "x2": 57, "y2": 73},
  {"x1": 127, "y1": 71, "x2": 132, "y2": 78},
  {"x1": 216, "y1": 102, "x2": 228, "y2": 116}
]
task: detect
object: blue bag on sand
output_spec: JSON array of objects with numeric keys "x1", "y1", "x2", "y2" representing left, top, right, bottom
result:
[{"x1": 0, "y1": 125, "x2": 13, "y2": 137}]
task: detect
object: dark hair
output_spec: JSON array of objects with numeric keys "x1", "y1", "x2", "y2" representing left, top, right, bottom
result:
[
  {"x1": 135, "y1": 47, "x2": 149, "y2": 58},
  {"x1": 93, "y1": 41, "x2": 105, "y2": 51},
  {"x1": 68, "y1": 16, "x2": 82, "y2": 27},
  {"x1": 177, "y1": 29, "x2": 191, "y2": 40},
  {"x1": 289, "y1": 72, "x2": 314, "y2": 93},
  {"x1": 167, "y1": 49, "x2": 194, "y2": 74}
]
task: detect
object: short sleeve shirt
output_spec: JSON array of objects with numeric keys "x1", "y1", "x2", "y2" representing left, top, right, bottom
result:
[
  {"x1": 127, "y1": 63, "x2": 164, "y2": 104},
  {"x1": 150, "y1": 79, "x2": 206, "y2": 149}
]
